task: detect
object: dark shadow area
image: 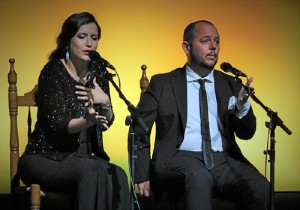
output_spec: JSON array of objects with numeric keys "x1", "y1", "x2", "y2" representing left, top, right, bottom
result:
[
  {"x1": 1, "y1": 191, "x2": 299, "y2": 210},
  {"x1": 135, "y1": 191, "x2": 300, "y2": 210}
]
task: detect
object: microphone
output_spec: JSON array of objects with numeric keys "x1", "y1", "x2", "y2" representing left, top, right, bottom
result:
[
  {"x1": 89, "y1": 50, "x2": 116, "y2": 70},
  {"x1": 220, "y1": 62, "x2": 247, "y2": 77}
]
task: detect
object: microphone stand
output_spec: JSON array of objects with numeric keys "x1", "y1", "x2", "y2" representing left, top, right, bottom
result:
[
  {"x1": 236, "y1": 77, "x2": 292, "y2": 210},
  {"x1": 103, "y1": 69, "x2": 149, "y2": 210}
]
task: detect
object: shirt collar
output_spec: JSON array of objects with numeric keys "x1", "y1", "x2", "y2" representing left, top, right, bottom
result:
[{"x1": 186, "y1": 65, "x2": 215, "y2": 83}]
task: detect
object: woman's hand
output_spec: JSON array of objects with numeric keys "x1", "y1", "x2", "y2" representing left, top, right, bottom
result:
[
  {"x1": 74, "y1": 77, "x2": 113, "y2": 128},
  {"x1": 85, "y1": 99, "x2": 109, "y2": 129},
  {"x1": 68, "y1": 98, "x2": 109, "y2": 134},
  {"x1": 76, "y1": 78, "x2": 110, "y2": 105}
]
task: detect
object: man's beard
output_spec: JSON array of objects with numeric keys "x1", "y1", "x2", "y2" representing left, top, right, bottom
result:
[{"x1": 190, "y1": 54, "x2": 217, "y2": 69}]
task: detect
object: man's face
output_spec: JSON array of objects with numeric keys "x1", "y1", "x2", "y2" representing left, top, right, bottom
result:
[{"x1": 189, "y1": 23, "x2": 220, "y2": 69}]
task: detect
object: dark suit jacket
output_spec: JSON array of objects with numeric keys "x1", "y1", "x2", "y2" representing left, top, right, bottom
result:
[{"x1": 134, "y1": 66, "x2": 256, "y2": 184}]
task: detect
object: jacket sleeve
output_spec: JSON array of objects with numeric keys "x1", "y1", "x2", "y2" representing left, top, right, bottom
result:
[
  {"x1": 37, "y1": 62, "x2": 75, "y2": 136},
  {"x1": 234, "y1": 106, "x2": 256, "y2": 140},
  {"x1": 134, "y1": 75, "x2": 160, "y2": 183}
]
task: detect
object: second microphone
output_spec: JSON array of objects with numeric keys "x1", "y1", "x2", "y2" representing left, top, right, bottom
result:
[{"x1": 89, "y1": 50, "x2": 116, "y2": 70}]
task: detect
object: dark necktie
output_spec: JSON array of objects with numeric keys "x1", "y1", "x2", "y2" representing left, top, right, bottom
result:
[{"x1": 198, "y1": 79, "x2": 214, "y2": 170}]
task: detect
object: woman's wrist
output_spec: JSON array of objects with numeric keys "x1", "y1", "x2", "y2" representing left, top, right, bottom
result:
[{"x1": 100, "y1": 103, "x2": 112, "y2": 111}]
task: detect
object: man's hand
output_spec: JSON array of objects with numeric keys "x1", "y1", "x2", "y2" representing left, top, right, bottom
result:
[
  {"x1": 138, "y1": 181, "x2": 150, "y2": 197},
  {"x1": 238, "y1": 77, "x2": 254, "y2": 106}
]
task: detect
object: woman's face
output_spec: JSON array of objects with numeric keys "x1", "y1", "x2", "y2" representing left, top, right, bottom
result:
[{"x1": 69, "y1": 22, "x2": 99, "y2": 62}]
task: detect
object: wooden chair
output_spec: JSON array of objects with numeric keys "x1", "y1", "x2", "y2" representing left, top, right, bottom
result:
[{"x1": 8, "y1": 58, "x2": 73, "y2": 210}]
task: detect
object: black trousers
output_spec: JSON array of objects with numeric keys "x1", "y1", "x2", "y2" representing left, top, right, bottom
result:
[
  {"x1": 18, "y1": 154, "x2": 130, "y2": 210},
  {"x1": 155, "y1": 151, "x2": 270, "y2": 210}
]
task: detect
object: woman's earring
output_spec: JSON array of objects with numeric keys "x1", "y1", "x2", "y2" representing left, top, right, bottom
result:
[{"x1": 66, "y1": 51, "x2": 70, "y2": 60}]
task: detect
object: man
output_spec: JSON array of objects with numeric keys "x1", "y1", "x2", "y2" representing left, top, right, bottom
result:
[{"x1": 135, "y1": 20, "x2": 270, "y2": 210}]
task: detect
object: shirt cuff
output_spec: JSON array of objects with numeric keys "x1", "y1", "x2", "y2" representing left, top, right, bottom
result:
[{"x1": 236, "y1": 99, "x2": 250, "y2": 119}]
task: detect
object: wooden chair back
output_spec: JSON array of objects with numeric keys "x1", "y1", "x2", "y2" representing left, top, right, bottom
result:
[
  {"x1": 8, "y1": 58, "x2": 41, "y2": 209},
  {"x1": 8, "y1": 58, "x2": 73, "y2": 210},
  {"x1": 8, "y1": 58, "x2": 37, "y2": 184}
]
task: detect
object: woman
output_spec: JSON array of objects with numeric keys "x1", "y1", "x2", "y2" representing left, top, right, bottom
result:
[{"x1": 18, "y1": 12, "x2": 129, "y2": 210}]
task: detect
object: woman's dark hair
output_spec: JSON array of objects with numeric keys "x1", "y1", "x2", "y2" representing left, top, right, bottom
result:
[{"x1": 49, "y1": 12, "x2": 101, "y2": 60}]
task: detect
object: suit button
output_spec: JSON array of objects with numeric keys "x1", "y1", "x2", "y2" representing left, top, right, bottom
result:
[{"x1": 164, "y1": 161, "x2": 168, "y2": 165}]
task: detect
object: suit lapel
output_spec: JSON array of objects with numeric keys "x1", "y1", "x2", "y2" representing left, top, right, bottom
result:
[
  {"x1": 170, "y1": 67, "x2": 188, "y2": 130},
  {"x1": 214, "y1": 71, "x2": 234, "y2": 118}
]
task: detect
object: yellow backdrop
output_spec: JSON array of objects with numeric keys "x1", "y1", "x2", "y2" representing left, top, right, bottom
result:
[{"x1": 1, "y1": 0, "x2": 299, "y2": 193}]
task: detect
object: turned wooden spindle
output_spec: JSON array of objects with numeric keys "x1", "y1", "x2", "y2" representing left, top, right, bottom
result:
[
  {"x1": 8, "y1": 58, "x2": 19, "y2": 182},
  {"x1": 30, "y1": 184, "x2": 41, "y2": 210},
  {"x1": 140, "y1": 64, "x2": 149, "y2": 94}
]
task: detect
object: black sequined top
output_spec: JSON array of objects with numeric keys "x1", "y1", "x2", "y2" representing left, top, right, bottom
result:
[{"x1": 24, "y1": 59, "x2": 114, "y2": 161}]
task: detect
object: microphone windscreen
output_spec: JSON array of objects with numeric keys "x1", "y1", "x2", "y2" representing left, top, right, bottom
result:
[
  {"x1": 89, "y1": 51, "x2": 100, "y2": 60},
  {"x1": 220, "y1": 62, "x2": 232, "y2": 72}
]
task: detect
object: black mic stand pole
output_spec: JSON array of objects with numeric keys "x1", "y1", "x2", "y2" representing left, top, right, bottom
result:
[
  {"x1": 103, "y1": 70, "x2": 149, "y2": 210},
  {"x1": 236, "y1": 77, "x2": 292, "y2": 210}
]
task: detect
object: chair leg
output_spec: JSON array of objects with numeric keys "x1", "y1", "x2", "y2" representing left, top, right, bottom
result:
[
  {"x1": 30, "y1": 184, "x2": 41, "y2": 210},
  {"x1": 11, "y1": 189, "x2": 20, "y2": 210}
]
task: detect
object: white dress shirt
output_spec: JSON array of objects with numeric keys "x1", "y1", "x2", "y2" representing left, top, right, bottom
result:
[{"x1": 179, "y1": 66, "x2": 250, "y2": 152}]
